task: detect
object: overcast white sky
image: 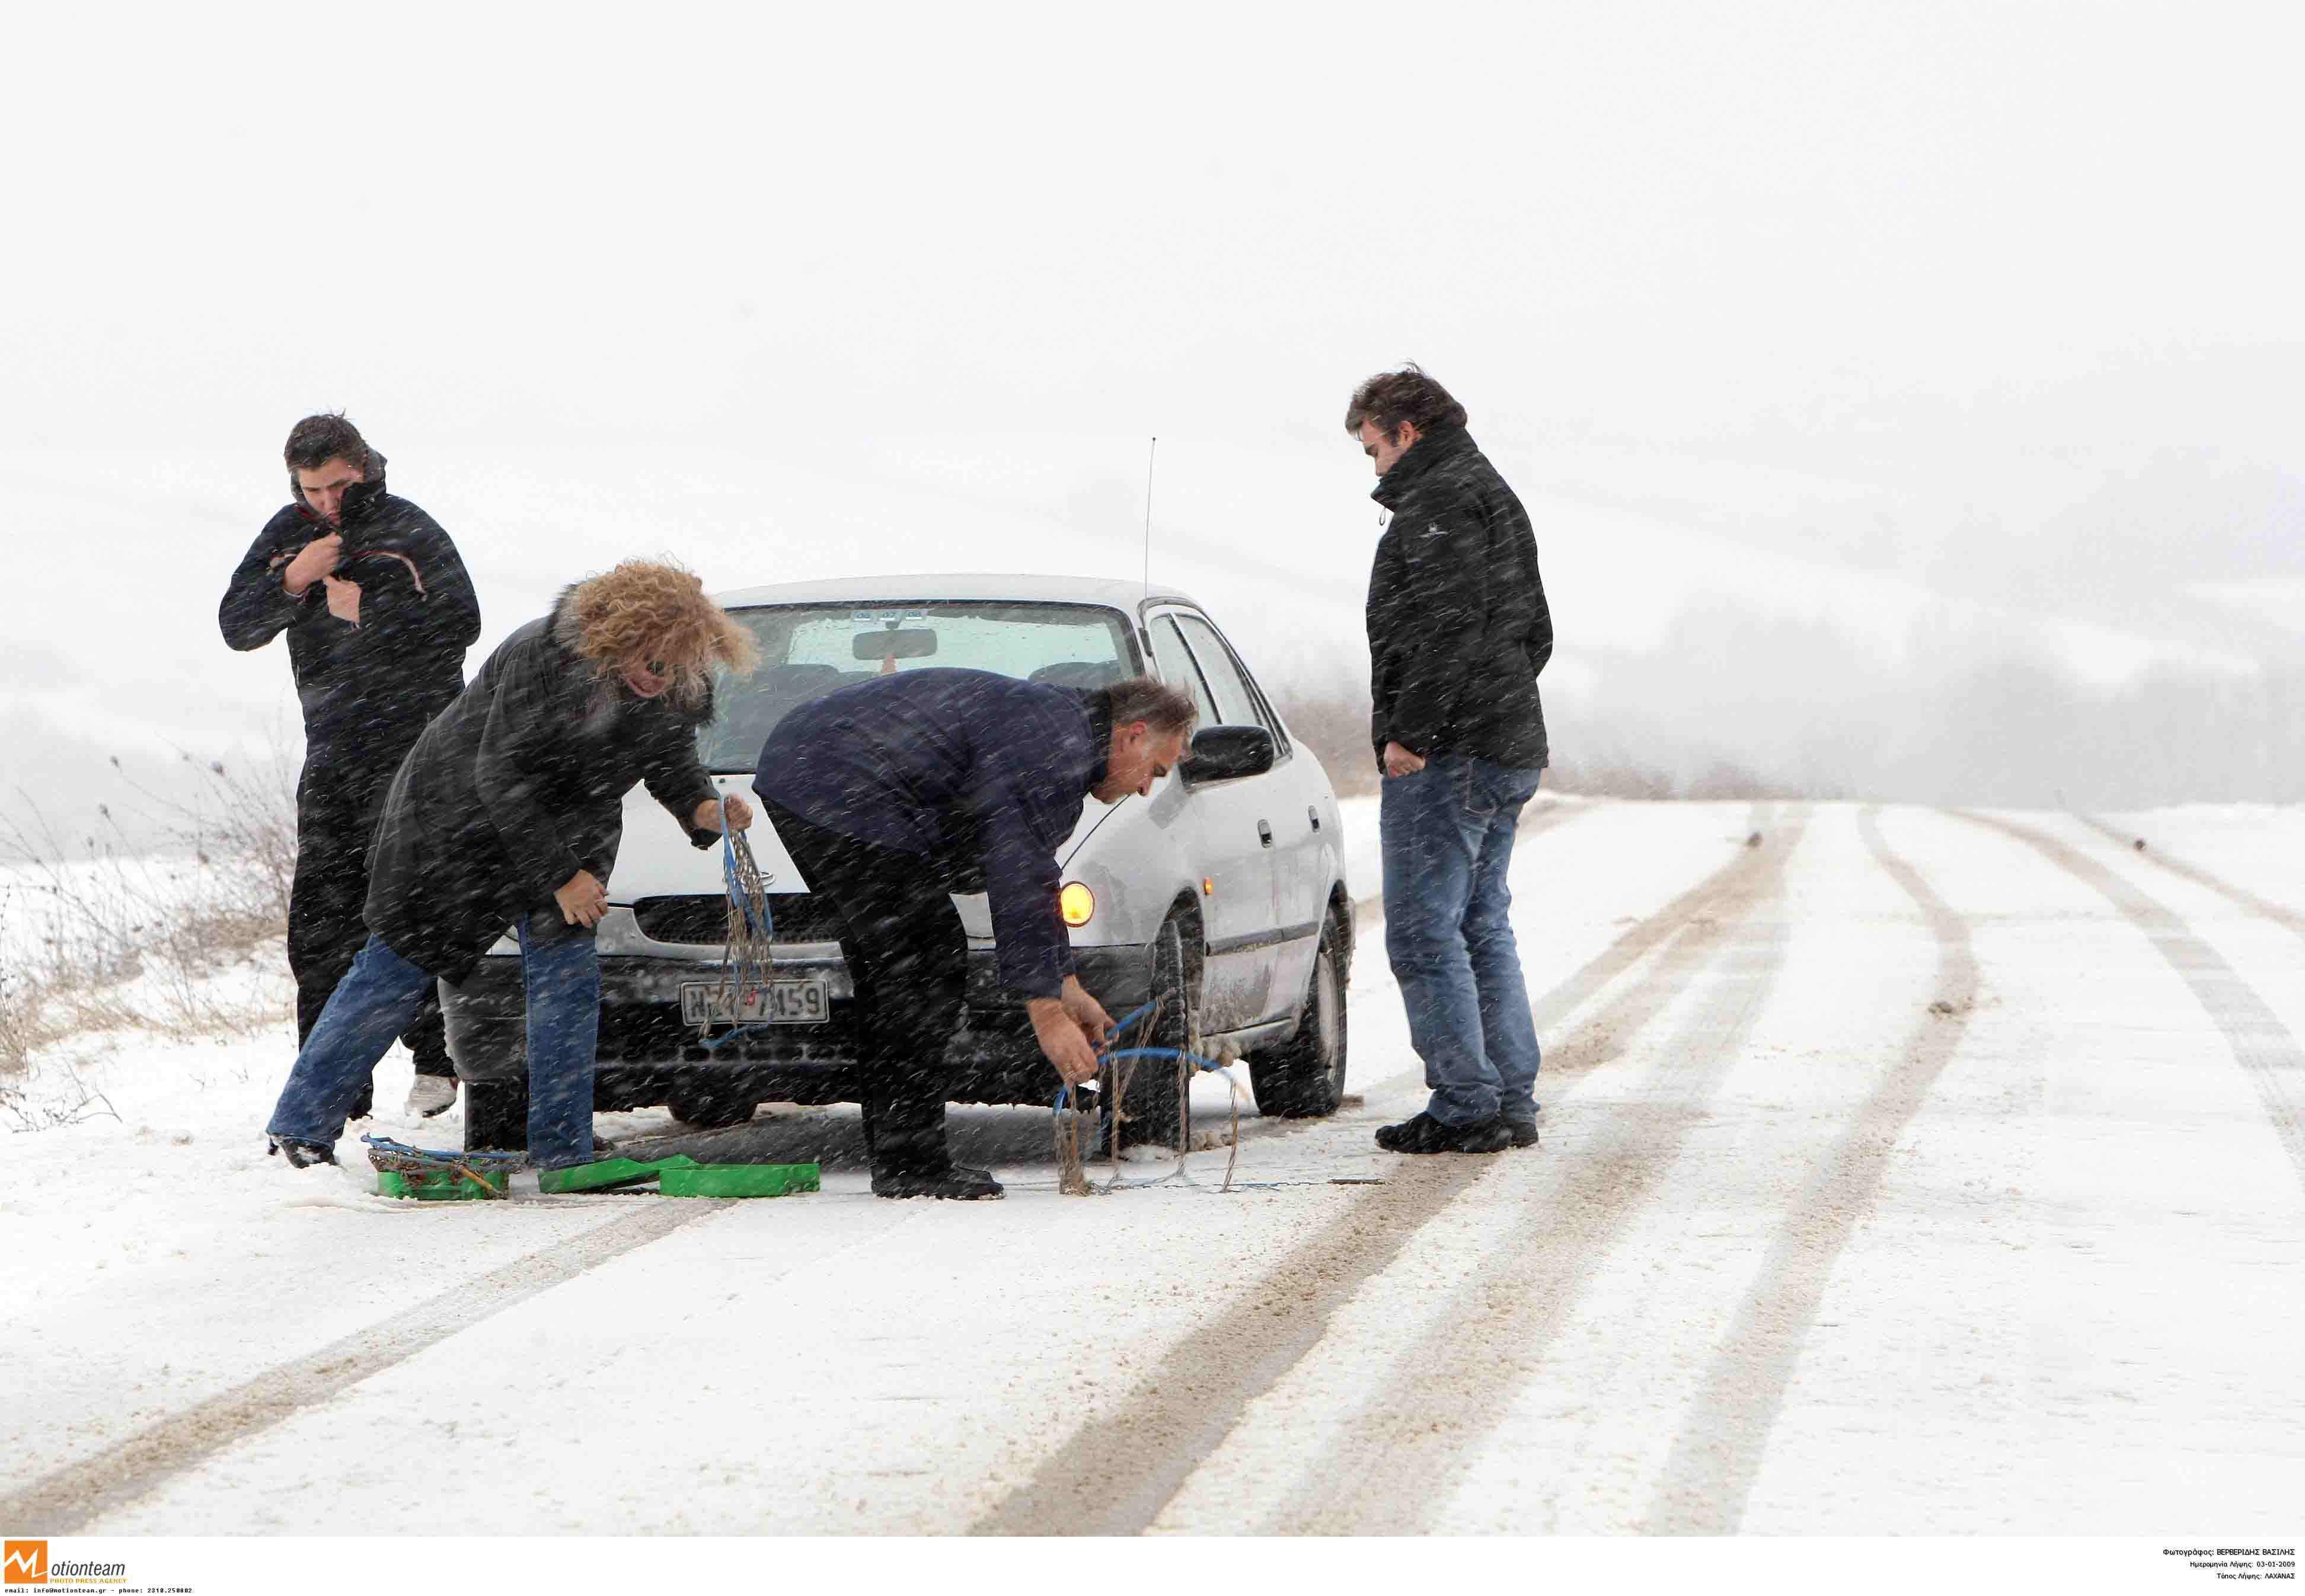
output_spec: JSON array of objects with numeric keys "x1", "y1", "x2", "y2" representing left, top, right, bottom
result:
[{"x1": 4, "y1": 1, "x2": 2301, "y2": 818}]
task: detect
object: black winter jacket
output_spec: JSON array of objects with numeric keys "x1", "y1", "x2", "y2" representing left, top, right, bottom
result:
[
  {"x1": 218, "y1": 453, "x2": 481, "y2": 751},
  {"x1": 1365, "y1": 426, "x2": 1551, "y2": 771},
  {"x1": 363, "y1": 588, "x2": 721, "y2": 984},
  {"x1": 752, "y1": 668, "x2": 1109, "y2": 1001}
]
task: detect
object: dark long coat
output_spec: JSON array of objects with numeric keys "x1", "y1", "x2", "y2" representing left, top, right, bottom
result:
[
  {"x1": 364, "y1": 587, "x2": 721, "y2": 984},
  {"x1": 1365, "y1": 425, "x2": 1553, "y2": 771}
]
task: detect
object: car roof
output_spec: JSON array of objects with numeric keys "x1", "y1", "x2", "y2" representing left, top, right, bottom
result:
[{"x1": 711, "y1": 572, "x2": 1205, "y2": 615}]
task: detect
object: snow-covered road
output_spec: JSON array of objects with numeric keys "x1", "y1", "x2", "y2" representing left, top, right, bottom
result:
[{"x1": 4, "y1": 800, "x2": 2300, "y2": 1535}]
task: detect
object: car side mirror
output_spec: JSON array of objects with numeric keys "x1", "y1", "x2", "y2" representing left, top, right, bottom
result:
[{"x1": 1180, "y1": 724, "x2": 1275, "y2": 784}]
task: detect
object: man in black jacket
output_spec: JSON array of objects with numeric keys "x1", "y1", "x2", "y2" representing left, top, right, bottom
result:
[
  {"x1": 220, "y1": 414, "x2": 480, "y2": 1119},
  {"x1": 264, "y1": 561, "x2": 758, "y2": 1172},
  {"x1": 754, "y1": 669, "x2": 1196, "y2": 1199},
  {"x1": 1351, "y1": 365, "x2": 1553, "y2": 1155}
]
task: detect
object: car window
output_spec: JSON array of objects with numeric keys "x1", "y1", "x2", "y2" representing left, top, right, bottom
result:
[
  {"x1": 697, "y1": 600, "x2": 1138, "y2": 771},
  {"x1": 1174, "y1": 613, "x2": 1268, "y2": 732},
  {"x1": 1148, "y1": 616, "x2": 1219, "y2": 727}
]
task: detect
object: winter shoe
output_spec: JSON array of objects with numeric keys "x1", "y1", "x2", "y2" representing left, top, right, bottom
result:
[
  {"x1": 871, "y1": 1161, "x2": 1004, "y2": 1201},
  {"x1": 267, "y1": 1136, "x2": 337, "y2": 1169},
  {"x1": 1374, "y1": 1112, "x2": 1511, "y2": 1155},
  {"x1": 1505, "y1": 1117, "x2": 1540, "y2": 1148},
  {"x1": 406, "y1": 1075, "x2": 458, "y2": 1118}
]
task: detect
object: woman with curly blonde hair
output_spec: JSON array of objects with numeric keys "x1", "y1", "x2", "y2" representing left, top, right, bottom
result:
[{"x1": 265, "y1": 560, "x2": 758, "y2": 1173}]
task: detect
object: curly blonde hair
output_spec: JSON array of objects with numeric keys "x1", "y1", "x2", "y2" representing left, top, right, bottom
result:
[{"x1": 567, "y1": 560, "x2": 759, "y2": 709}]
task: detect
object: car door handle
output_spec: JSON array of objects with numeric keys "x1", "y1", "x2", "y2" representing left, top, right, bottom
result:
[{"x1": 1258, "y1": 820, "x2": 1274, "y2": 848}]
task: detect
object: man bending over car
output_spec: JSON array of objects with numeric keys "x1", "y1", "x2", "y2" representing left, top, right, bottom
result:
[{"x1": 754, "y1": 669, "x2": 1196, "y2": 1201}]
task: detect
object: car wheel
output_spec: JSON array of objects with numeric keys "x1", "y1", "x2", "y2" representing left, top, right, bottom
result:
[
  {"x1": 1249, "y1": 908, "x2": 1348, "y2": 1118},
  {"x1": 464, "y1": 1077, "x2": 529, "y2": 1153},
  {"x1": 667, "y1": 1088, "x2": 758, "y2": 1130},
  {"x1": 1118, "y1": 909, "x2": 1199, "y2": 1151}
]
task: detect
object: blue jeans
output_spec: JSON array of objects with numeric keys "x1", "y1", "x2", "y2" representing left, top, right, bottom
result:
[
  {"x1": 264, "y1": 919, "x2": 604, "y2": 1169},
  {"x1": 1381, "y1": 755, "x2": 1545, "y2": 1128}
]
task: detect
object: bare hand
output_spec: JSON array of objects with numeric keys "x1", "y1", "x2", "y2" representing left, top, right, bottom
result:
[
  {"x1": 282, "y1": 534, "x2": 343, "y2": 596},
  {"x1": 1029, "y1": 998, "x2": 1100, "y2": 1087},
  {"x1": 323, "y1": 575, "x2": 361, "y2": 626},
  {"x1": 554, "y1": 868, "x2": 609, "y2": 927},
  {"x1": 1059, "y1": 975, "x2": 1112, "y2": 1049},
  {"x1": 695, "y1": 794, "x2": 753, "y2": 833},
  {"x1": 1383, "y1": 740, "x2": 1427, "y2": 778}
]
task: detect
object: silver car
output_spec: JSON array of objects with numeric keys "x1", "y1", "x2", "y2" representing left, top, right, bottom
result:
[{"x1": 442, "y1": 574, "x2": 1353, "y2": 1151}]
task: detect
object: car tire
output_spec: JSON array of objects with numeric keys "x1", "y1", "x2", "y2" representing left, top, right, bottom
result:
[
  {"x1": 1117, "y1": 910, "x2": 1199, "y2": 1151},
  {"x1": 667, "y1": 1089, "x2": 758, "y2": 1130},
  {"x1": 1249, "y1": 908, "x2": 1348, "y2": 1118},
  {"x1": 464, "y1": 1077, "x2": 529, "y2": 1153}
]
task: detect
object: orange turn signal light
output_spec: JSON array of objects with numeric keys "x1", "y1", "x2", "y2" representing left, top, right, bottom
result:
[{"x1": 1059, "y1": 882, "x2": 1096, "y2": 927}]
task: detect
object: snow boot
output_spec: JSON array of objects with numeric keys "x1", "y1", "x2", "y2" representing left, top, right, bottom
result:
[
  {"x1": 267, "y1": 1136, "x2": 337, "y2": 1169},
  {"x1": 406, "y1": 1075, "x2": 458, "y2": 1118},
  {"x1": 1505, "y1": 1117, "x2": 1540, "y2": 1148},
  {"x1": 871, "y1": 1161, "x2": 1004, "y2": 1201},
  {"x1": 1374, "y1": 1112, "x2": 1511, "y2": 1155}
]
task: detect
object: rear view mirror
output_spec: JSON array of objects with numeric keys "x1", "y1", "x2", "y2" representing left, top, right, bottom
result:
[
  {"x1": 1180, "y1": 724, "x2": 1275, "y2": 784},
  {"x1": 854, "y1": 628, "x2": 938, "y2": 661}
]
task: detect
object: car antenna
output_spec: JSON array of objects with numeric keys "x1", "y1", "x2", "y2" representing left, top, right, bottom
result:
[{"x1": 1141, "y1": 435, "x2": 1158, "y2": 598}]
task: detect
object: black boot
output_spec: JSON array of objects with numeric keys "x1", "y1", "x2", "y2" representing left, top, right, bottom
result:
[
  {"x1": 1374, "y1": 1111, "x2": 1511, "y2": 1155},
  {"x1": 1504, "y1": 1117, "x2": 1540, "y2": 1148},
  {"x1": 871, "y1": 1161, "x2": 1004, "y2": 1200},
  {"x1": 267, "y1": 1136, "x2": 337, "y2": 1169},
  {"x1": 866, "y1": 1090, "x2": 1001, "y2": 1199}
]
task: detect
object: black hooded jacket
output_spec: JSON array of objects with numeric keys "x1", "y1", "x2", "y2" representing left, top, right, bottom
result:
[
  {"x1": 218, "y1": 452, "x2": 481, "y2": 752},
  {"x1": 1364, "y1": 426, "x2": 1552, "y2": 771},
  {"x1": 362, "y1": 587, "x2": 722, "y2": 984}
]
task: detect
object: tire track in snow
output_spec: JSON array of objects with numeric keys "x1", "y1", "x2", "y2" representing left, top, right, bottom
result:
[
  {"x1": 1248, "y1": 807, "x2": 1812, "y2": 1535},
  {"x1": 0, "y1": 1201, "x2": 723, "y2": 1533},
  {"x1": 969, "y1": 804, "x2": 1790, "y2": 1535},
  {"x1": 1644, "y1": 805, "x2": 1978, "y2": 1533},
  {"x1": 2076, "y1": 814, "x2": 2305, "y2": 945},
  {"x1": 1959, "y1": 810, "x2": 2305, "y2": 1195}
]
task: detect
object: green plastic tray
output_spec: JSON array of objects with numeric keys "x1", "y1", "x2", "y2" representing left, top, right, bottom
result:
[
  {"x1": 659, "y1": 1163, "x2": 820, "y2": 1198},
  {"x1": 378, "y1": 1165, "x2": 509, "y2": 1201},
  {"x1": 539, "y1": 1154, "x2": 700, "y2": 1195}
]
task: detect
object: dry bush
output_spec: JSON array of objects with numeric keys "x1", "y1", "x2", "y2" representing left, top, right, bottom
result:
[
  {"x1": 1263, "y1": 685, "x2": 1838, "y2": 802},
  {"x1": 1, "y1": 748, "x2": 298, "y2": 1074},
  {"x1": 0, "y1": 1055, "x2": 119, "y2": 1133},
  {"x1": 1267, "y1": 685, "x2": 1379, "y2": 797},
  {"x1": 1542, "y1": 754, "x2": 1680, "y2": 800}
]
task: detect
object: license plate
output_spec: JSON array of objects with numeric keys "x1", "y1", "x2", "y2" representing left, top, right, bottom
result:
[{"x1": 681, "y1": 978, "x2": 829, "y2": 1026}]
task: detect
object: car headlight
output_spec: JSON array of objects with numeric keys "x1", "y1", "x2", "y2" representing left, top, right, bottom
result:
[{"x1": 1059, "y1": 882, "x2": 1095, "y2": 927}]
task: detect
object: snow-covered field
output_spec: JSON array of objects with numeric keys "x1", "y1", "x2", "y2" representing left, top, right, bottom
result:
[{"x1": 2, "y1": 798, "x2": 2299, "y2": 1536}]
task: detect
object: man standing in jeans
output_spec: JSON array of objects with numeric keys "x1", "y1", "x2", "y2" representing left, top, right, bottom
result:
[{"x1": 1349, "y1": 365, "x2": 1553, "y2": 1155}]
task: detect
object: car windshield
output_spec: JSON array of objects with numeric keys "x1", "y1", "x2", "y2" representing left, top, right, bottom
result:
[{"x1": 697, "y1": 599, "x2": 1141, "y2": 773}]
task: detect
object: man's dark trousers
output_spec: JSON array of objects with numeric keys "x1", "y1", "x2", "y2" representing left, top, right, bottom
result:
[
  {"x1": 289, "y1": 741, "x2": 452, "y2": 1114},
  {"x1": 761, "y1": 798, "x2": 968, "y2": 1172}
]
